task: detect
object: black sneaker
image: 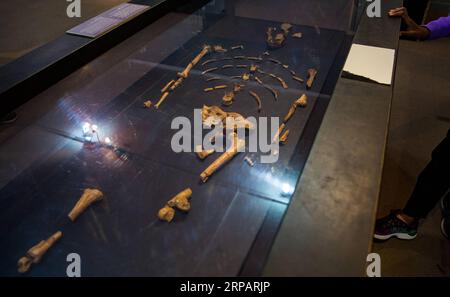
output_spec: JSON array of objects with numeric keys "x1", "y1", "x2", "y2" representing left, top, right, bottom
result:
[
  {"x1": 374, "y1": 210, "x2": 418, "y2": 240},
  {"x1": 441, "y1": 193, "x2": 450, "y2": 217},
  {"x1": 441, "y1": 217, "x2": 450, "y2": 240}
]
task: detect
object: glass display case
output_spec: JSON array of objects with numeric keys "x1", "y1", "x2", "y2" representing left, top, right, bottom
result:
[{"x1": 0, "y1": 0, "x2": 365, "y2": 276}]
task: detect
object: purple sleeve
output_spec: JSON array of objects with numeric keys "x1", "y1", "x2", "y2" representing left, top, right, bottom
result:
[{"x1": 424, "y1": 14, "x2": 450, "y2": 40}]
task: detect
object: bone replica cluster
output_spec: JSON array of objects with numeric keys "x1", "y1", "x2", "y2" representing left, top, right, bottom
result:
[
  {"x1": 158, "y1": 188, "x2": 193, "y2": 222},
  {"x1": 273, "y1": 94, "x2": 308, "y2": 144},
  {"x1": 17, "y1": 231, "x2": 62, "y2": 273},
  {"x1": 68, "y1": 188, "x2": 104, "y2": 221}
]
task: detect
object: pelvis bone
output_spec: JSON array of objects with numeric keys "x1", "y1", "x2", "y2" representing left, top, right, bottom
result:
[
  {"x1": 68, "y1": 188, "x2": 104, "y2": 221},
  {"x1": 18, "y1": 231, "x2": 62, "y2": 273},
  {"x1": 202, "y1": 105, "x2": 254, "y2": 131}
]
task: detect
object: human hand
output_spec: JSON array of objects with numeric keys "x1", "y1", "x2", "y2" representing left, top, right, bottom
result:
[{"x1": 388, "y1": 7, "x2": 430, "y2": 40}]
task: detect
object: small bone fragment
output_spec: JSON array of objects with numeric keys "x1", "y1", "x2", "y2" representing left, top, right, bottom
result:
[
  {"x1": 155, "y1": 91, "x2": 170, "y2": 109},
  {"x1": 249, "y1": 91, "x2": 262, "y2": 112},
  {"x1": 268, "y1": 58, "x2": 282, "y2": 64},
  {"x1": 281, "y1": 23, "x2": 293, "y2": 35},
  {"x1": 244, "y1": 156, "x2": 255, "y2": 167},
  {"x1": 247, "y1": 56, "x2": 263, "y2": 61},
  {"x1": 222, "y1": 91, "x2": 235, "y2": 106},
  {"x1": 268, "y1": 73, "x2": 288, "y2": 88},
  {"x1": 68, "y1": 189, "x2": 104, "y2": 221},
  {"x1": 167, "y1": 188, "x2": 193, "y2": 212},
  {"x1": 143, "y1": 100, "x2": 152, "y2": 108},
  {"x1": 249, "y1": 64, "x2": 258, "y2": 73},
  {"x1": 222, "y1": 64, "x2": 234, "y2": 69},
  {"x1": 202, "y1": 105, "x2": 254, "y2": 130},
  {"x1": 292, "y1": 32, "x2": 303, "y2": 38},
  {"x1": 158, "y1": 205, "x2": 175, "y2": 222},
  {"x1": 206, "y1": 77, "x2": 221, "y2": 82},
  {"x1": 264, "y1": 85, "x2": 279, "y2": 100},
  {"x1": 282, "y1": 64, "x2": 289, "y2": 69},
  {"x1": 306, "y1": 68, "x2": 318, "y2": 89},
  {"x1": 204, "y1": 85, "x2": 227, "y2": 92},
  {"x1": 254, "y1": 76, "x2": 263, "y2": 84},
  {"x1": 213, "y1": 45, "x2": 227, "y2": 52},
  {"x1": 161, "y1": 80, "x2": 175, "y2": 93},
  {"x1": 200, "y1": 133, "x2": 246, "y2": 182},
  {"x1": 231, "y1": 45, "x2": 244, "y2": 50},
  {"x1": 233, "y1": 56, "x2": 246, "y2": 60},
  {"x1": 196, "y1": 145, "x2": 215, "y2": 159},
  {"x1": 280, "y1": 129, "x2": 290, "y2": 144},
  {"x1": 283, "y1": 94, "x2": 308, "y2": 124},
  {"x1": 202, "y1": 59, "x2": 219, "y2": 66},
  {"x1": 233, "y1": 83, "x2": 244, "y2": 92},
  {"x1": 290, "y1": 69, "x2": 297, "y2": 76},
  {"x1": 263, "y1": 51, "x2": 270, "y2": 56},
  {"x1": 202, "y1": 67, "x2": 219, "y2": 75},
  {"x1": 18, "y1": 231, "x2": 62, "y2": 273},
  {"x1": 242, "y1": 73, "x2": 250, "y2": 81},
  {"x1": 292, "y1": 76, "x2": 304, "y2": 83}
]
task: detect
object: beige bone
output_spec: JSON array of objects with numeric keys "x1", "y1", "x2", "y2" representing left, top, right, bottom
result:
[
  {"x1": 68, "y1": 188, "x2": 103, "y2": 221},
  {"x1": 18, "y1": 231, "x2": 62, "y2": 273}
]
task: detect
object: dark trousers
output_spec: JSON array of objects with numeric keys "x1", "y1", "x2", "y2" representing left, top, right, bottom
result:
[
  {"x1": 403, "y1": 129, "x2": 450, "y2": 218},
  {"x1": 403, "y1": 0, "x2": 429, "y2": 24}
]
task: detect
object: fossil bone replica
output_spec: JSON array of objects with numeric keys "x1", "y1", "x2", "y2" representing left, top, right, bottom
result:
[
  {"x1": 283, "y1": 94, "x2": 308, "y2": 124},
  {"x1": 249, "y1": 91, "x2": 262, "y2": 112},
  {"x1": 222, "y1": 91, "x2": 235, "y2": 106},
  {"x1": 202, "y1": 67, "x2": 219, "y2": 75},
  {"x1": 158, "y1": 205, "x2": 175, "y2": 222},
  {"x1": 143, "y1": 100, "x2": 152, "y2": 108},
  {"x1": 155, "y1": 45, "x2": 214, "y2": 108},
  {"x1": 200, "y1": 132, "x2": 246, "y2": 183},
  {"x1": 17, "y1": 231, "x2": 62, "y2": 273},
  {"x1": 222, "y1": 64, "x2": 234, "y2": 69},
  {"x1": 268, "y1": 73, "x2": 288, "y2": 89},
  {"x1": 204, "y1": 85, "x2": 227, "y2": 92},
  {"x1": 167, "y1": 188, "x2": 193, "y2": 212},
  {"x1": 244, "y1": 156, "x2": 255, "y2": 167},
  {"x1": 231, "y1": 45, "x2": 244, "y2": 50},
  {"x1": 266, "y1": 27, "x2": 286, "y2": 49},
  {"x1": 306, "y1": 68, "x2": 318, "y2": 89},
  {"x1": 249, "y1": 64, "x2": 258, "y2": 73},
  {"x1": 202, "y1": 58, "x2": 218, "y2": 66},
  {"x1": 237, "y1": 65, "x2": 249, "y2": 69},
  {"x1": 264, "y1": 85, "x2": 279, "y2": 100},
  {"x1": 206, "y1": 77, "x2": 221, "y2": 82},
  {"x1": 292, "y1": 32, "x2": 303, "y2": 38},
  {"x1": 281, "y1": 23, "x2": 293, "y2": 35},
  {"x1": 213, "y1": 45, "x2": 227, "y2": 53},
  {"x1": 242, "y1": 73, "x2": 250, "y2": 81},
  {"x1": 233, "y1": 55, "x2": 245, "y2": 60},
  {"x1": 268, "y1": 58, "x2": 282, "y2": 65},
  {"x1": 247, "y1": 56, "x2": 263, "y2": 62},
  {"x1": 68, "y1": 188, "x2": 104, "y2": 221},
  {"x1": 292, "y1": 75, "x2": 304, "y2": 83},
  {"x1": 196, "y1": 145, "x2": 215, "y2": 159},
  {"x1": 202, "y1": 105, "x2": 254, "y2": 130},
  {"x1": 161, "y1": 80, "x2": 175, "y2": 93},
  {"x1": 279, "y1": 129, "x2": 290, "y2": 144}
]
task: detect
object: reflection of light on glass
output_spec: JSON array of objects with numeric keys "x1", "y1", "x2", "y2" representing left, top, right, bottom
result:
[
  {"x1": 82, "y1": 122, "x2": 91, "y2": 134},
  {"x1": 104, "y1": 137, "x2": 111, "y2": 144},
  {"x1": 281, "y1": 183, "x2": 295, "y2": 196},
  {"x1": 91, "y1": 125, "x2": 98, "y2": 133}
]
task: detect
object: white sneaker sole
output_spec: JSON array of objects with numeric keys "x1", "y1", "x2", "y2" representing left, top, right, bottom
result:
[{"x1": 374, "y1": 232, "x2": 417, "y2": 241}]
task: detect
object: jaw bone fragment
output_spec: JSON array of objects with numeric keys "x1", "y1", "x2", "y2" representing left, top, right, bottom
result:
[
  {"x1": 18, "y1": 231, "x2": 62, "y2": 273},
  {"x1": 68, "y1": 188, "x2": 104, "y2": 221}
]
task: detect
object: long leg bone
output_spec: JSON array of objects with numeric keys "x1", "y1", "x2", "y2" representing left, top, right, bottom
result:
[
  {"x1": 306, "y1": 68, "x2": 318, "y2": 89},
  {"x1": 196, "y1": 145, "x2": 216, "y2": 159},
  {"x1": 18, "y1": 231, "x2": 62, "y2": 273},
  {"x1": 200, "y1": 133, "x2": 246, "y2": 183},
  {"x1": 68, "y1": 188, "x2": 104, "y2": 221},
  {"x1": 283, "y1": 94, "x2": 308, "y2": 124}
]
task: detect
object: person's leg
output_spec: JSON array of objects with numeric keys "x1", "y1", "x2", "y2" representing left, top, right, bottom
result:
[
  {"x1": 402, "y1": 129, "x2": 450, "y2": 219},
  {"x1": 375, "y1": 129, "x2": 450, "y2": 241}
]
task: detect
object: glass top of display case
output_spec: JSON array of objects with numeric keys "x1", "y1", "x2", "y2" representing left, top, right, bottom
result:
[{"x1": 0, "y1": 0, "x2": 362, "y2": 276}]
